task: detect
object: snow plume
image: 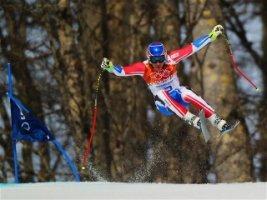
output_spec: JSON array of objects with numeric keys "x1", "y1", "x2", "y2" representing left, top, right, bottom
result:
[
  {"x1": 86, "y1": 162, "x2": 108, "y2": 182},
  {"x1": 129, "y1": 142, "x2": 163, "y2": 182},
  {"x1": 81, "y1": 139, "x2": 163, "y2": 182}
]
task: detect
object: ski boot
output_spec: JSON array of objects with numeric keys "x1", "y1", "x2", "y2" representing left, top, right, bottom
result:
[
  {"x1": 208, "y1": 114, "x2": 239, "y2": 135},
  {"x1": 183, "y1": 112, "x2": 201, "y2": 130},
  {"x1": 183, "y1": 111, "x2": 212, "y2": 142},
  {"x1": 220, "y1": 121, "x2": 240, "y2": 135}
]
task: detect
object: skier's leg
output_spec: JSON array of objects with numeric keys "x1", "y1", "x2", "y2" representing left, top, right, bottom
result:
[
  {"x1": 180, "y1": 86, "x2": 215, "y2": 117},
  {"x1": 180, "y1": 86, "x2": 231, "y2": 132},
  {"x1": 155, "y1": 90, "x2": 201, "y2": 130}
]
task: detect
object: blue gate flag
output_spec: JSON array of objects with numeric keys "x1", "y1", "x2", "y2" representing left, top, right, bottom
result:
[
  {"x1": 10, "y1": 96, "x2": 54, "y2": 142},
  {"x1": 6, "y1": 63, "x2": 80, "y2": 183}
]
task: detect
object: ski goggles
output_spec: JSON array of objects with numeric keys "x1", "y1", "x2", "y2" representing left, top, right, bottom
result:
[{"x1": 149, "y1": 55, "x2": 166, "y2": 63}]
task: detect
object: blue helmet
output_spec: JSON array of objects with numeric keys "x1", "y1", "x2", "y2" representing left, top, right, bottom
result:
[
  {"x1": 147, "y1": 42, "x2": 166, "y2": 63},
  {"x1": 147, "y1": 42, "x2": 166, "y2": 56}
]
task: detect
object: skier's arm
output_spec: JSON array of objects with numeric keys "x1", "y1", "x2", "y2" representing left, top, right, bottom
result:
[
  {"x1": 101, "y1": 58, "x2": 145, "y2": 77},
  {"x1": 168, "y1": 25, "x2": 223, "y2": 64}
]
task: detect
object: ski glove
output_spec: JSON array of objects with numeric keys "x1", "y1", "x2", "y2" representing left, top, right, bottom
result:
[
  {"x1": 101, "y1": 58, "x2": 115, "y2": 73},
  {"x1": 209, "y1": 25, "x2": 224, "y2": 41}
]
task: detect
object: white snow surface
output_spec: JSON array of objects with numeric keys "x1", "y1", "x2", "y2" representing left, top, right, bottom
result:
[{"x1": 0, "y1": 182, "x2": 266, "y2": 200}]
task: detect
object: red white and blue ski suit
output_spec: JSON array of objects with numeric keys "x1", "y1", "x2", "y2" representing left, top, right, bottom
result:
[{"x1": 111, "y1": 35, "x2": 215, "y2": 120}]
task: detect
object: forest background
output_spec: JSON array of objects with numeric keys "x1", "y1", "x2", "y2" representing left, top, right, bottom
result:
[{"x1": 0, "y1": 0, "x2": 267, "y2": 184}]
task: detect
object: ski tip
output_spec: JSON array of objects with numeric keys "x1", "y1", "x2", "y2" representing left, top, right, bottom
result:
[
  {"x1": 220, "y1": 120, "x2": 240, "y2": 135},
  {"x1": 236, "y1": 120, "x2": 240, "y2": 125},
  {"x1": 256, "y1": 87, "x2": 261, "y2": 92}
]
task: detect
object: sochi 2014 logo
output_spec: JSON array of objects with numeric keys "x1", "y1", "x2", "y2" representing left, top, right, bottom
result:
[
  {"x1": 19, "y1": 109, "x2": 31, "y2": 131},
  {"x1": 149, "y1": 68, "x2": 173, "y2": 83}
]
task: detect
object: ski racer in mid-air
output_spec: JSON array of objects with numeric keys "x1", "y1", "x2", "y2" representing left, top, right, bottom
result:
[{"x1": 101, "y1": 25, "x2": 238, "y2": 134}]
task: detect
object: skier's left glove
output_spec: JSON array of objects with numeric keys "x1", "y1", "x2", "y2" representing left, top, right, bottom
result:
[
  {"x1": 209, "y1": 25, "x2": 224, "y2": 41},
  {"x1": 101, "y1": 57, "x2": 115, "y2": 73}
]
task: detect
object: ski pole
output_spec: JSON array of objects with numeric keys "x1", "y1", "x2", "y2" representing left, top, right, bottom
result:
[
  {"x1": 82, "y1": 69, "x2": 104, "y2": 169},
  {"x1": 222, "y1": 34, "x2": 259, "y2": 91}
]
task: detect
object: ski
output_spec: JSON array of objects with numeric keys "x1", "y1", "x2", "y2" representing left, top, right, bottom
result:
[
  {"x1": 199, "y1": 110, "x2": 211, "y2": 143},
  {"x1": 220, "y1": 121, "x2": 240, "y2": 136}
]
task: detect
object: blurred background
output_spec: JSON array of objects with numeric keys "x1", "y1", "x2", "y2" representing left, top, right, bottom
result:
[{"x1": 0, "y1": 0, "x2": 266, "y2": 183}]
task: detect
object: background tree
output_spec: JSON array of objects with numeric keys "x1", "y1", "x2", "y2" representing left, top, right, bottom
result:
[
  {"x1": 0, "y1": 0, "x2": 53, "y2": 182},
  {"x1": 258, "y1": 0, "x2": 267, "y2": 181},
  {"x1": 186, "y1": 0, "x2": 252, "y2": 182},
  {"x1": 0, "y1": 0, "x2": 265, "y2": 183}
]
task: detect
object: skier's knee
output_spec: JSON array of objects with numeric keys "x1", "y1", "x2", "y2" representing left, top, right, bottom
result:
[{"x1": 155, "y1": 100, "x2": 173, "y2": 116}]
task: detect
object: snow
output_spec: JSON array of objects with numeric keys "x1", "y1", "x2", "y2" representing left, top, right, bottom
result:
[{"x1": 0, "y1": 182, "x2": 266, "y2": 200}]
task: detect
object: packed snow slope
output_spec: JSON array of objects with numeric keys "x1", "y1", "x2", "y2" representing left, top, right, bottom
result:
[{"x1": 0, "y1": 182, "x2": 266, "y2": 199}]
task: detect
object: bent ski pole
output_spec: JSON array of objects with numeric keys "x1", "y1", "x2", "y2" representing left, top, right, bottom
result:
[
  {"x1": 82, "y1": 69, "x2": 104, "y2": 169},
  {"x1": 223, "y1": 34, "x2": 259, "y2": 91}
]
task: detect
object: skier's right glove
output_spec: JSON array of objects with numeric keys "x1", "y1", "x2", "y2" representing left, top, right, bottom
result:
[
  {"x1": 101, "y1": 58, "x2": 115, "y2": 73},
  {"x1": 209, "y1": 25, "x2": 224, "y2": 41}
]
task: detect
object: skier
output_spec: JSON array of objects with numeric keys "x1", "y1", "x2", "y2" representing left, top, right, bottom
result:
[{"x1": 100, "y1": 25, "x2": 238, "y2": 134}]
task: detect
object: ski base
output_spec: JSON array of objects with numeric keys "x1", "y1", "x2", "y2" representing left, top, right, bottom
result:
[{"x1": 199, "y1": 110, "x2": 211, "y2": 143}]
